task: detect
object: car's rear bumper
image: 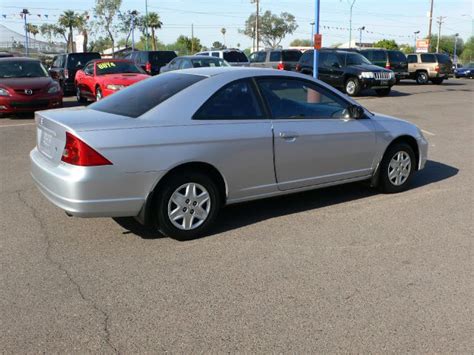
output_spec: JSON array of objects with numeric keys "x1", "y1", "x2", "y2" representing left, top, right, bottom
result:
[
  {"x1": 30, "y1": 148, "x2": 159, "y2": 218},
  {"x1": 0, "y1": 94, "x2": 62, "y2": 114}
]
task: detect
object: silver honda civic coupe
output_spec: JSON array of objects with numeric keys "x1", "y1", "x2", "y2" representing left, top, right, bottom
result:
[{"x1": 31, "y1": 67, "x2": 428, "y2": 239}]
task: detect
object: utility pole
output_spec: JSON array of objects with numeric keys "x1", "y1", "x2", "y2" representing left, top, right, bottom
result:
[
  {"x1": 310, "y1": 22, "x2": 315, "y2": 45},
  {"x1": 144, "y1": 0, "x2": 149, "y2": 50},
  {"x1": 131, "y1": 10, "x2": 137, "y2": 51},
  {"x1": 22, "y1": 9, "x2": 29, "y2": 56},
  {"x1": 191, "y1": 23, "x2": 194, "y2": 54},
  {"x1": 313, "y1": 0, "x2": 320, "y2": 79},
  {"x1": 427, "y1": 0, "x2": 434, "y2": 50},
  {"x1": 347, "y1": 0, "x2": 356, "y2": 48},
  {"x1": 453, "y1": 33, "x2": 459, "y2": 66},
  {"x1": 251, "y1": 0, "x2": 259, "y2": 51},
  {"x1": 436, "y1": 16, "x2": 446, "y2": 52},
  {"x1": 414, "y1": 30, "x2": 420, "y2": 52}
]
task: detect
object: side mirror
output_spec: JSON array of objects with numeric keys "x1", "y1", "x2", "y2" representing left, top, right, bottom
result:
[{"x1": 348, "y1": 104, "x2": 365, "y2": 119}]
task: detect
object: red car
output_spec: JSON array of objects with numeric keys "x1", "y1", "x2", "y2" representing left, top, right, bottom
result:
[
  {"x1": 75, "y1": 59, "x2": 150, "y2": 102},
  {"x1": 0, "y1": 57, "x2": 62, "y2": 115}
]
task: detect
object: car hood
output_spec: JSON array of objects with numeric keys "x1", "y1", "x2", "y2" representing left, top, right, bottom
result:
[
  {"x1": 0, "y1": 77, "x2": 55, "y2": 90},
  {"x1": 349, "y1": 64, "x2": 391, "y2": 72},
  {"x1": 99, "y1": 73, "x2": 150, "y2": 84}
]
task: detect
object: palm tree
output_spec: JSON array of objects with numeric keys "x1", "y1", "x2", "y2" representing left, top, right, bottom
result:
[
  {"x1": 40, "y1": 24, "x2": 55, "y2": 43},
  {"x1": 26, "y1": 24, "x2": 39, "y2": 41},
  {"x1": 75, "y1": 12, "x2": 90, "y2": 52},
  {"x1": 143, "y1": 12, "x2": 162, "y2": 50},
  {"x1": 58, "y1": 10, "x2": 79, "y2": 52},
  {"x1": 221, "y1": 27, "x2": 226, "y2": 46}
]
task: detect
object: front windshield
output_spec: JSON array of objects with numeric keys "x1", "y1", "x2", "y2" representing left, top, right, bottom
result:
[
  {"x1": 343, "y1": 52, "x2": 372, "y2": 66},
  {"x1": 190, "y1": 58, "x2": 230, "y2": 67},
  {"x1": 96, "y1": 61, "x2": 144, "y2": 75},
  {"x1": 0, "y1": 61, "x2": 48, "y2": 78}
]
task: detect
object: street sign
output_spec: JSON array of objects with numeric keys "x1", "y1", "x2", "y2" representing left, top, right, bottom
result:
[
  {"x1": 314, "y1": 34, "x2": 322, "y2": 50},
  {"x1": 416, "y1": 39, "x2": 430, "y2": 53}
]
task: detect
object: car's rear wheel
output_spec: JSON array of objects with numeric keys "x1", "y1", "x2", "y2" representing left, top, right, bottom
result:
[
  {"x1": 76, "y1": 87, "x2": 87, "y2": 103},
  {"x1": 95, "y1": 87, "x2": 103, "y2": 101},
  {"x1": 416, "y1": 71, "x2": 429, "y2": 84},
  {"x1": 345, "y1": 77, "x2": 360, "y2": 96},
  {"x1": 431, "y1": 78, "x2": 444, "y2": 85},
  {"x1": 154, "y1": 172, "x2": 221, "y2": 240},
  {"x1": 374, "y1": 87, "x2": 391, "y2": 96},
  {"x1": 378, "y1": 142, "x2": 416, "y2": 193}
]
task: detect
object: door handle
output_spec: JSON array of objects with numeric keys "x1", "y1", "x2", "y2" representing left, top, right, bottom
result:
[{"x1": 279, "y1": 131, "x2": 299, "y2": 140}]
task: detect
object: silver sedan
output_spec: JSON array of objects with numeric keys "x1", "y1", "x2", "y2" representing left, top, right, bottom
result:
[{"x1": 31, "y1": 68, "x2": 428, "y2": 239}]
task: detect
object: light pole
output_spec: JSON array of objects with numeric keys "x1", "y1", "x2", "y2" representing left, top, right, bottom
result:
[
  {"x1": 453, "y1": 33, "x2": 459, "y2": 66},
  {"x1": 414, "y1": 30, "x2": 420, "y2": 52},
  {"x1": 144, "y1": 0, "x2": 149, "y2": 50},
  {"x1": 347, "y1": 0, "x2": 356, "y2": 48},
  {"x1": 358, "y1": 26, "x2": 365, "y2": 48},
  {"x1": 310, "y1": 22, "x2": 315, "y2": 45},
  {"x1": 313, "y1": 0, "x2": 320, "y2": 79},
  {"x1": 131, "y1": 10, "x2": 138, "y2": 51},
  {"x1": 22, "y1": 9, "x2": 29, "y2": 56}
]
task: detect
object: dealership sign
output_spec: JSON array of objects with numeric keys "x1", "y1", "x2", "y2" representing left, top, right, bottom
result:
[{"x1": 416, "y1": 39, "x2": 430, "y2": 53}]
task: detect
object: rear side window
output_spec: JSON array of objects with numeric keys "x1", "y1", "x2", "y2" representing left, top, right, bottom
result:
[
  {"x1": 211, "y1": 52, "x2": 220, "y2": 57},
  {"x1": 194, "y1": 79, "x2": 262, "y2": 120},
  {"x1": 388, "y1": 51, "x2": 407, "y2": 63},
  {"x1": 67, "y1": 53, "x2": 101, "y2": 68},
  {"x1": 282, "y1": 50, "x2": 302, "y2": 62},
  {"x1": 421, "y1": 54, "x2": 436, "y2": 63},
  {"x1": 149, "y1": 51, "x2": 177, "y2": 64},
  {"x1": 90, "y1": 73, "x2": 205, "y2": 118},
  {"x1": 371, "y1": 51, "x2": 387, "y2": 62},
  {"x1": 270, "y1": 52, "x2": 281, "y2": 62},
  {"x1": 407, "y1": 55, "x2": 417, "y2": 63},
  {"x1": 223, "y1": 51, "x2": 248, "y2": 63},
  {"x1": 435, "y1": 54, "x2": 451, "y2": 64}
]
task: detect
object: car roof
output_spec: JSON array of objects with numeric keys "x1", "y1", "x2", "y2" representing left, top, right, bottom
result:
[{"x1": 178, "y1": 55, "x2": 224, "y2": 59}]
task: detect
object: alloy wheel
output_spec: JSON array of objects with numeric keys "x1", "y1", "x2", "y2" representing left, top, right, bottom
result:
[
  {"x1": 388, "y1": 151, "x2": 412, "y2": 186},
  {"x1": 167, "y1": 182, "x2": 211, "y2": 230},
  {"x1": 346, "y1": 80, "x2": 356, "y2": 95}
]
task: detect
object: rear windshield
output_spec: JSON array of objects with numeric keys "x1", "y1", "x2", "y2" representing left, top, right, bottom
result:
[
  {"x1": 435, "y1": 54, "x2": 451, "y2": 64},
  {"x1": 223, "y1": 51, "x2": 248, "y2": 63},
  {"x1": 388, "y1": 51, "x2": 407, "y2": 63},
  {"x1": 282, "y1": 50, "x2": 302, "y2": 62},
  {"x1": 90, "y1": 73, "x2": 205, "y2": 118},
  {"x1": 149, "y1": 51, "x2": 177, "y2": 64},
  {"x1": 67, "y1": 53, "x2": 101, "y2": 68}
]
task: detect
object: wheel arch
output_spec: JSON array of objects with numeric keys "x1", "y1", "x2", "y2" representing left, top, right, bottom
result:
[{"x1": 137, "y1": 161, "x2": 228, "y2": 226}]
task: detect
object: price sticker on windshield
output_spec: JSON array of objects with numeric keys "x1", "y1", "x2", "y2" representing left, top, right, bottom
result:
[{"x1": 97, "y1": 62, "x2": 117, "y2": 70}]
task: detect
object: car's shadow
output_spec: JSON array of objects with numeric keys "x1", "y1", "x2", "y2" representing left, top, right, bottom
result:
[{"x1": 114, "y1": 160, "x2": 458, "y2": 241}]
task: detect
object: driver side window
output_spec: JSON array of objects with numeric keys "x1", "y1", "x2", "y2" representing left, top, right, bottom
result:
[
  {"x1": 84, "y1": 63, "x2": 94, "y2": 75},
  {"x1": 257, "y1": 78, "x2": 349, "y2": 120}
]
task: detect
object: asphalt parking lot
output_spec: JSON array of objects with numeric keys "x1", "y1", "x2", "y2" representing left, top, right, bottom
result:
[{"x1": 1, "y1": 79, "x2": 472, "y2": 352}]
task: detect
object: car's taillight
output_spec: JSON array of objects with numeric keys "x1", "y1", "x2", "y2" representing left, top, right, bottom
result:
[
  {"x1": 62, "y1": 132, "x2": 112, "y2": 166},
  {"x1": 296, "y1": 63, "x2": 301, "y2": 72},
  {"x1": 64, "y1": 69, "x2": 69, "y2": 79},
  {"x1": 385, "y1": 62, "x2": 391, "y2": 70},
  {"x1": 145, "y1": 62, "x2": 152, "y2": 73},
  {"x1": 435, "y1": 65, "x2": 440, "y2": 72},
  {"x1": 277, "y1": 62, "x2": 284, "y2": 70}
]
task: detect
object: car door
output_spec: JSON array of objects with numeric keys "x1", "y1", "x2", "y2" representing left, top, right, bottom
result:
[
  {"x1": 81, "y1": 62, "x2": 95, "y2": 98},
  {"x1": 324, "y1": 52, "x2": 344, "y2": 87},
  {"x1": 257, "y1": 76, "x2": 376, "y2": 190}
]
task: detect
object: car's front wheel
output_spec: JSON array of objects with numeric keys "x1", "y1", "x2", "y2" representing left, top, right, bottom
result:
[
  {"x1": 154, "y1": 172, "x2": 221, "y2": 239},
  {"x1": 76, "y1": 87, "x2": 87, "y2": 103},
  {"x1": 95, "y1": 87, "x2": 103, "y2": 101},
  {"x1": 345, "y1": 77, "x2": 361, "y2": 96},
  {"x1": 374, "y1": 87, "x2": 391, "y2": 96},
  {"x1": 378, "y1": 142, "x2": 416, "y2": 193}
]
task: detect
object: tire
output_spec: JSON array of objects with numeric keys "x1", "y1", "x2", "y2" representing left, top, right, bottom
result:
[
  {"x1": 416, "y1": 71, "x2": 429, "y2": 84},
  {"x1": 76, "y1": 86, "x2": 87, "y2": 103},
  {"x1": 431, "y1": 78, "x2": 444, "y2": 85},
  {"x1": 345, "y1": 77, "x2": 360, "y2": 96},
  {"x1": 95, "y1": 87, "x2": 103, "y2": 101},
  {"x1": 154, "y1": 171, "x2": 221, "y2": 240},
  {"x1": 378, "y1": 142, "x2": 416, "y2": 193},
  {"x1": 374, "y1": 87, "x2": 391, "y2": 96}
]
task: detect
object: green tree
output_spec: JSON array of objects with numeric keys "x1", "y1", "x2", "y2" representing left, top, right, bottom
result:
[
  {"x1": 399, "y1": 43, "x2": 414, "y2": 54},
  {"x1": 88, "y1": 36, "x2": 112, "y2": 52},
  {"x1": 118, "y1": 10, "x2": 138, "y2": 47},
  {"x1": 460, "y1": 36, "x2": 474, "y2": 63},
  {"x1": 40, "y1": 24, "x2": 55, "y2": 43},
  {"x1": 290, "y1": 38, "x2": 312, "y2": 47},
  {"x1": 26, "y1": 24, "x2": 39, "y2": 40},
  {"x1": 212, "y1": 41, "x2": 226, "y2": 49},
  {"x1": 139, "y1": 12, "x2": 162, "y2": 50},
  {"x1": 173, "y1": 35, "x2": 202, "y2": 54},
  {"x1": 58, "y1": 10, "x2": 80, "y2": 52},
  {"x1": 373, "y1": 39, "x2": 399, "y2": 50},
  {"x1": 241, "y1": 11, "x2": 298, "y2": 48},
  {"x1": 429, "y1": 35, "x2": 464, "y2": 55},
  {"x1": 94, "y1": 0, "x2": 122, "y2": 56}
]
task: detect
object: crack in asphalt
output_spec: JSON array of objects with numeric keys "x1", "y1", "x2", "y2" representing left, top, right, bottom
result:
[{"x1": 15, "y1": 190, "x2": 118, "y2": 354}]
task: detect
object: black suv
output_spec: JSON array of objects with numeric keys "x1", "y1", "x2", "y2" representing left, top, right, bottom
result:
[
  {"x1": 49, "y1": 52, "x2": 101, "y2": 93},
  {"x1": 296, "y1": 49, "x2": 396, "y2": 96},
  {"x1": 126, "y1": 51, "x2": 177, "y2": 75},
  {"x1": 359, "y1": 49, "x2": 409, "y2": 83}
]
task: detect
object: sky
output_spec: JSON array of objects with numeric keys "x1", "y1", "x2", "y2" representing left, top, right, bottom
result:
[{"x1": 1, "y1": 0, "x2": 472, "y2": 49}]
